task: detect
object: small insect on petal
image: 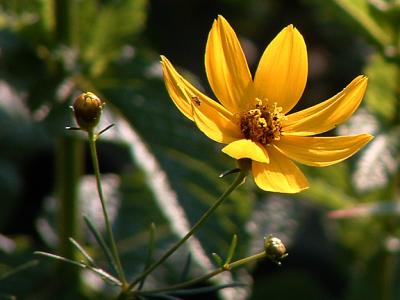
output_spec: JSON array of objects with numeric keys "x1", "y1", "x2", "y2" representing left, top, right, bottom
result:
[{"x1": 191, "y1": 96, "x2": 201, "y2": 106}]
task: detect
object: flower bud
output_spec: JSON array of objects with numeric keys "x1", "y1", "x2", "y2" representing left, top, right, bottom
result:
[
  {"x1": 73, "y1": 92, "x2": 103, "y2": 131},
  {"x1": 264, "y1": 234, "x2": 287, "y2": 265}
]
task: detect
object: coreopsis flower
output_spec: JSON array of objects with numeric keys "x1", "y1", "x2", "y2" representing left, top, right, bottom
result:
[{"x1": 161, "y1": 15, "x2": 373, "y2": 193}]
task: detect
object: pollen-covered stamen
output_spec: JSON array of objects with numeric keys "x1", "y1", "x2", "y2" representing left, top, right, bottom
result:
[{"x1": 240, "y1": 99, "x2": 284, "y2": 145}]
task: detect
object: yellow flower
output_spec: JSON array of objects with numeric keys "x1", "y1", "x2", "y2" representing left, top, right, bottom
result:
[{"x1": 161, "y1": 15, "x2": 373, "y2": 193}]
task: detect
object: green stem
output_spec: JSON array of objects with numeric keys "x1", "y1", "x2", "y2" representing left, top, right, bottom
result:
[
  {"x1": 54, "y1": 0, "x2": 72, "y2": 43},
  {"x1": 139, "y1": 251, "x2": 266, "y2": 295},
  {"x1": 125, "y1": 172, "x2": 246, "y2": 294},
  {"x1": 88, "y1": 131, "x2": 127, "y2": 287},
  {"x1": 56, "y1": 136, "x2": 83, "y2": 289},
  {"x1": 382, "y1": 253, "x2": 396, "y2": 300}
]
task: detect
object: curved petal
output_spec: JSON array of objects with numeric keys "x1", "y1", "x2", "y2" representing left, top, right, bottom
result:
[
  {"x1": 161, "y1": 56, "x2": 235, "y2": 121},
  {"x1": 273, "y1": 134, "x2": 373, "y2": 167},
  {"x1": 282, "y1": 76, "x2": 368, "y2": 136},
  {"x1": 221, "y1": 139, "x2": 269, "y2": 163},
  {"x1": 253, "y1": 25, "x2": 308, "y2": 114},
  {"x1": 161, "y1": 55, "x2": 194, "y2": 120},
  {"x1": 252, "y1": 147, "x2": 309, "y2": 193},
  {"x1": 205, "y1": 15, "x2": 252, "y2": 113},
  {"x1": 191, "y1": 96, "x2": 242, "y2": 144}
]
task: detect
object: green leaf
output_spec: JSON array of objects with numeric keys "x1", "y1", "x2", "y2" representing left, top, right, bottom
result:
[
  {"x1": 79, "y1": 0, "x2": 148, "y2": 76},
  {"x1": 35, "y1": 251, "x2": 122, "y2": 286},
  {"x1": 211, "y1": 253, "x2": 223, "y2": 268},
  {"x1": 364, "y1": 54, "x2": 398, "y2": 122},
  {"x1": 83, "y1": 215, "x2": 118, "y2": 276},
  {"x1": 224, "y1": 234, "x2": 237, "y2": 265},
  {"x1": 68, "y1": 238, "x2": 95, "y2": 266},
  {"x1": 330, "y1": 0, "x2": 392, "y2": 48}
]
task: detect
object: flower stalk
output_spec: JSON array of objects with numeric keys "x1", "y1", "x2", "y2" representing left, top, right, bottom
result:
[
  {"x1": 87, "y1": 129, "x2": 127, "y2": 288},
  {"x1": 138, "y1": 251, "x2": 266, "y2": 296},
  {"x1": 122, "y1": 170, "x2": 247, "y2": 295}
]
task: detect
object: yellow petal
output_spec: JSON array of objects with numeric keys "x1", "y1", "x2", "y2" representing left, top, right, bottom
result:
[
  {"x1": 161, "y1": 56, "x2": 234, "y2": 120},
  {"x1": 282, "y1": 76, "x2": 368, "y2": 136},
  {"x1": 221, "y1": 139, "x2": 269, "y2": 163},
  {"x1": 253, "y1": 25, "x2": 307, "y2": 114},
  {"x1": 273, "y1": 134, "x2": 373, "y2": 167},
  {"x1": 161, "y1": 56, "x2": 194, "y2": 120},
  {"x1": 252, "y1": 147, "x2": 309, "y2": 193},
  {"x1": 205, "y1": 15, "x2": 252, "y2": 113},
  {"x1": 191, "y1": 97, "x2": 242, "y2": 144}
]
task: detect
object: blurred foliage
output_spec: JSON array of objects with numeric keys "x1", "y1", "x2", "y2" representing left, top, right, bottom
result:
[{"x1": 0, "y1": 0, "x2": 400, "y2": 299}]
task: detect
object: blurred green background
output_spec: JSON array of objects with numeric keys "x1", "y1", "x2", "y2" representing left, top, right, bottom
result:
[{"x1": 0, "y1": 0, "x2": 399, "y2": 299}]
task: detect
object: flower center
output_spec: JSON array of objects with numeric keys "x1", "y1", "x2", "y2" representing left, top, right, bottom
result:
[{"x1": 240, "y1": 99, "x2": 284, "y2": 145}]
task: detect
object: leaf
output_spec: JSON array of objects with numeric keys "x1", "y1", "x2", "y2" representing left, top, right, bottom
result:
[
  {"x1": 83, "y1": 213, "x2": 118, "y2": 276},
  {"x1": 225, "y1": 234, "x2": 237, "y2": 265},
  {"x1": 363, "y1": 54, "x2": 398, "y2": 122},
  {"x1": 79, "y1": 0, "x2": 148, "y2": 76},
  {"x1": 68, "y1": 237, "x2": 95, "y2": 266},
  {"x1": 211, "y1": 253, "x2": 223, "y2": 268},
  {"x1": 329, "y1": 0, "x2": 392, "y2": 48},
  {"x1": 35, "y1": 251, "x2": 122, "y2": 286}
]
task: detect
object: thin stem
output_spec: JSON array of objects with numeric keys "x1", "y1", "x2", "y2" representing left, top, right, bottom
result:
[
  {"x1": 88, "y1": 131, "x2": 127, "y2": 287},
  {"x1": 139, "y1": 251, "x2": 266, "y2": 295},
  {"x1": 125, "y1": 172, "x2": 246, "y2": 293}
]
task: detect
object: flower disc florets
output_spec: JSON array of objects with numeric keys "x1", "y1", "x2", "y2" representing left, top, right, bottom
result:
[{"x1": 240, "y1": 99, "x2": 284, "y2": 145}]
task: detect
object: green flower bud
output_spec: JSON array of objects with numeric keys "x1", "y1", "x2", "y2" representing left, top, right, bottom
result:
[
  {"x1": 73, "y1": 92, "x2": 103, "y2": 131},
  {"x1": 264, "y1": 234, "x2": 288, "y2": 265}
]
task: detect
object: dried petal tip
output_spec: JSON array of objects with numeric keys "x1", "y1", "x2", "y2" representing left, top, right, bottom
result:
[
  {"x1": 264, "y1": 234, "x2": 288, "y2": 266},
  {"x1": 73, "y1": 92, "x2": 103, "y2": 131}
]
